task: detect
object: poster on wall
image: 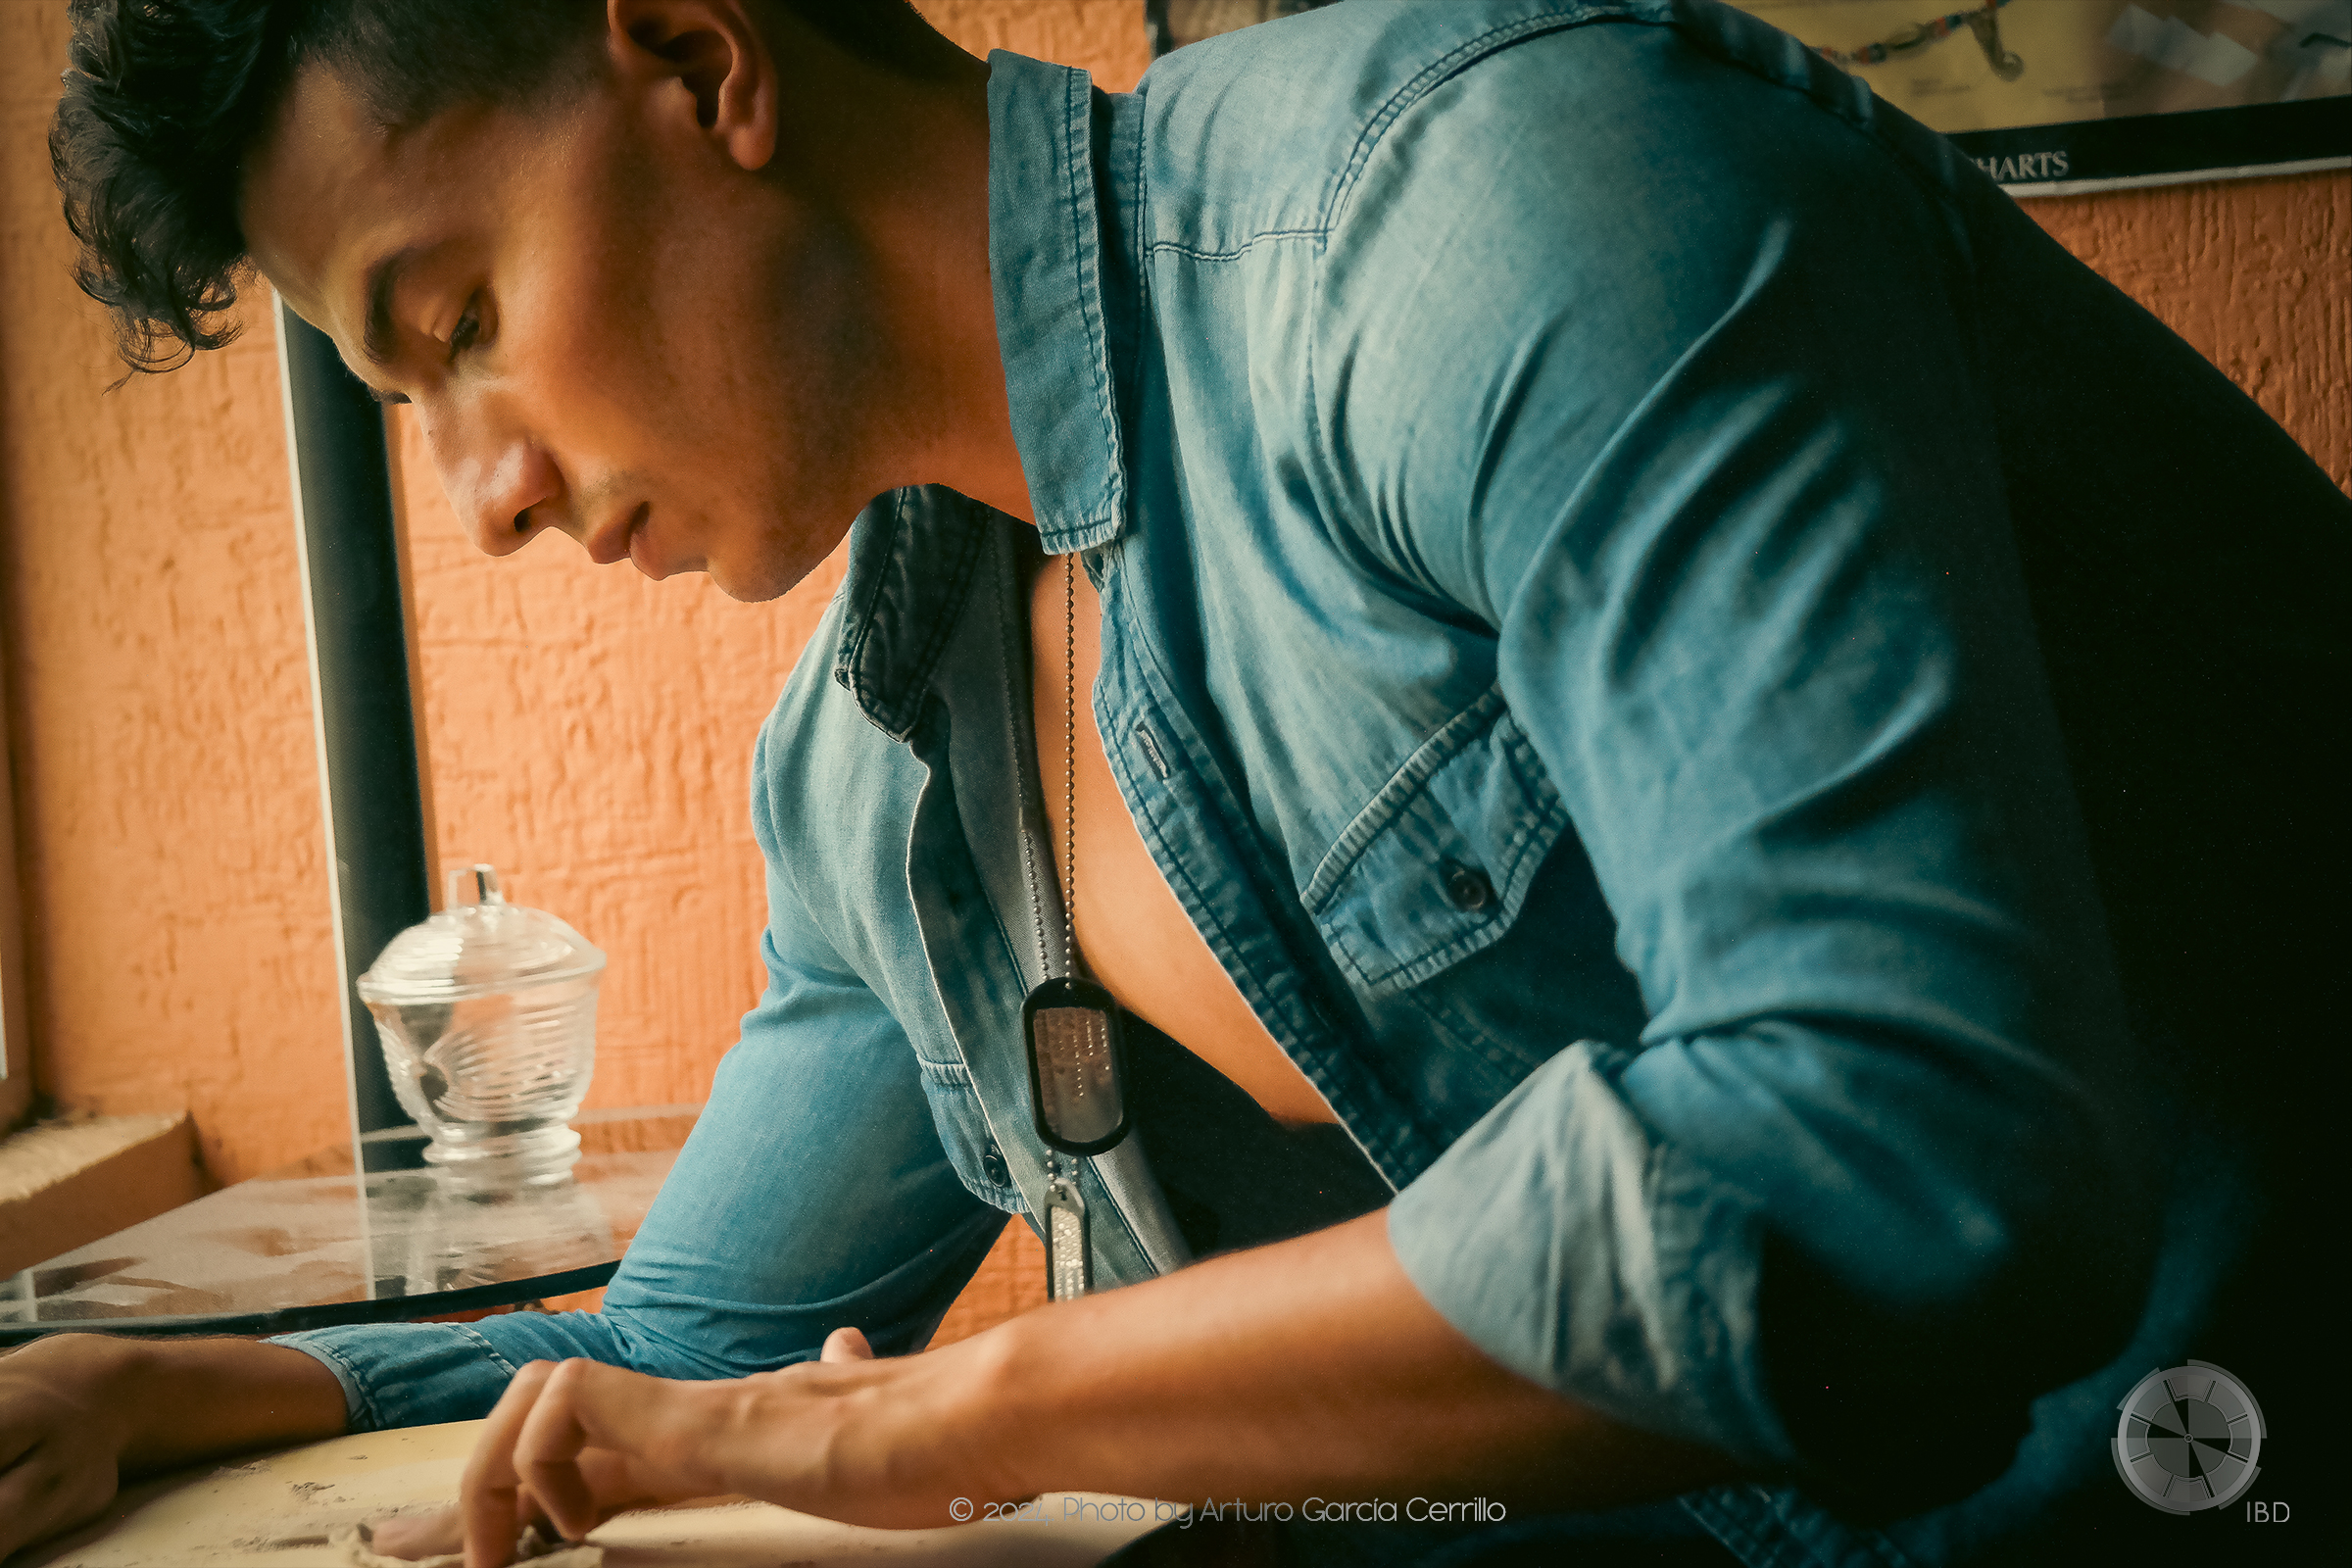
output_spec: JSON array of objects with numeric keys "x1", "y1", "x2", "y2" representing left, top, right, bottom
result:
[
  {"x1": 1145, "y1": 0, "x2": 1342, "y2": 55},
  {"x1": 1731, "y1": 0, "x2": 2350, "y2": 194},
  {"x1": 1148, "y1": 1, "x2": 2350, "y2": 197}
]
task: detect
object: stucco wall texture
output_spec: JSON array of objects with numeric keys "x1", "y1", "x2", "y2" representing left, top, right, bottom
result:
[{"x1": 0, "y1": 3, "x2": 2342, "y2": 1185}]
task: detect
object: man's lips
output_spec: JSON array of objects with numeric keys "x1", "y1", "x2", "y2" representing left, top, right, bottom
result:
[
  {"x1": 585, "y1": 503, "x2": 649, "y2": 568},
  {"x1": 628, "y1": 514, "x2": 671, "y2": 579}
]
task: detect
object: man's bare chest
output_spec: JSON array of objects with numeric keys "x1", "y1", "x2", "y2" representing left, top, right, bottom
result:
[{"x1": 1024, "y1": 557, "x2": 1336, "y2": 1127}]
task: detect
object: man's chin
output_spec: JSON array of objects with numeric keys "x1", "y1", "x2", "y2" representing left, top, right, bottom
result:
[
  {"x1": 707, "y1": 552, "x2": 810, "y2": 605},
  {"x1": 710, "y1": 522, "x2": 857, "y2": 604}
]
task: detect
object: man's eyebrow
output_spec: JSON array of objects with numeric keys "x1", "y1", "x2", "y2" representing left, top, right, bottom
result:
[{"x1": 361, "y1": 246, "x2": 416, "y2": 368}]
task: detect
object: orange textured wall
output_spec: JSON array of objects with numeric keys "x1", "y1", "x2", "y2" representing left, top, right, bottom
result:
[
  {"x1": 0, "y1": 0, "x2": 2340, "y2": 1186},
  {"x1": 0, "y1": 4, "x2": 342, "y2": 1183},
  {"x1": 2025, "y1": 175, "x2": 2350, "y2": 493}
]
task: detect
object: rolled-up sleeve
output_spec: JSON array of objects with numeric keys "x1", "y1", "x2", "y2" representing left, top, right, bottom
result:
[
  {"x1": 1340, "y1": 21, "x2": 2159, "y2": 1486},
  {"x1": 1390, "y1": 1043, "x2": 1782, "y2": 1460}
]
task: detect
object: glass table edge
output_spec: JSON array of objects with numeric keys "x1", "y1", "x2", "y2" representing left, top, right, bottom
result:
[{"x1": 0, "y1": 1260, "x2": 619, "y2": 1348}]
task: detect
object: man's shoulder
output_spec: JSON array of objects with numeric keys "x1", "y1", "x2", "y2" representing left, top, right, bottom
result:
[
  {"x1": 1131, "y1": 0, "x2": 1976, "y2": 256},
  {"x1": 1129, "y1": 1, "x2": 1721, "y2": 243},
  {"x1": 1133, "y1": 0, "x2": 1657, "y2": 249}
]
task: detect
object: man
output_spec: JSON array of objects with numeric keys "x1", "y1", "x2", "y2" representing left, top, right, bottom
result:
[{"x1": 8, "y1": 0, "x2": 2343, "y2": 1563}]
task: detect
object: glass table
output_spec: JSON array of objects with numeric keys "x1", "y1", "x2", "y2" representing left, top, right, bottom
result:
[{"x1": 0, "y1": 1106, "x2": 697, "y2": 1347}]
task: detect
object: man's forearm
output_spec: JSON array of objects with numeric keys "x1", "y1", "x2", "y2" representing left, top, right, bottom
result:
[
  {"x1": 22, "y1": 1332, "x2": 347, "y2": 1472},
  {"x1": 128, "y1": 1337, "x2": 349, "y2": 1470},
  {"x1": 452, "y1": 1211, "x2": 1743, "y2": 1558},
  {"x1": 964, "y1": 1210, "x2": 1735, "y2": 1511}
]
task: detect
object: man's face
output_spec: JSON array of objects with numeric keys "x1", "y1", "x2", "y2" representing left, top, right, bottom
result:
[{"x1": 241, "y1": 48, "x2": 885, "y2": 602}]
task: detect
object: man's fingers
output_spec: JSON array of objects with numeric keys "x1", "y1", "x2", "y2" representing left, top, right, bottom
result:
[
  {"x1": 513, "y1": 1361, "x2": 606, "y2": 1544},
  {"x1": 466, "y1": 1358, "x2": 714, "y2": 1561},
  {"x1": 462, "y1": 1359, "x2": 557, "y2": 1568},
  {"x1": 508, "y1": 1359, "x2": 685, "y2": 1543},
  {"x1": 366, "y1": 1502, "x2": 466, "y2": 1561},
  {"x1": 0, "y1": 1442, "x2": 117, "y2": 1563},
  {"x1": 819, "y1": 1326, "x2": 875, "y2": 1363}
]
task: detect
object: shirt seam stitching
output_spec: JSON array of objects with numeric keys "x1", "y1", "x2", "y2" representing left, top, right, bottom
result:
[
  {"x1": 1062, "y1": 73, "x2": 1124, "y2": 532},
  {"x1": 1323, "y1": 10, "x2": 1616, "y2": 239},
  {"x1": 974, "y1": 538, "x2": 1040, "y2": 994},
  {"x1": 282, "y1": 1334, "x2": 379, "y2": 1433},
  {"x1": 1143, "y1": 228, "x2": 1324, "y2": 262},
  {"x1": 1302, "y1": 687, "x2": 1510, "y2": 906},
  {"x1": 1139, "y1": 8, "x2": 1616, "y2": 267},
  {"x1": 1107, "y1": 692, "x2": 1340, "y2": 1106},
  {"x1": 1671, "y1": 4, "x2": 1978, "y2": 257},
  {"x1": 837, "y1": 490, "x2": 908, "y2": 727},
  {"x1": 1106, "y1": 688, "x2": 1427, "y2": 1178},
  {"x1": 457, "y1": 1324, "x2": 520, "y2": 1383},
  {"x1": 910, "y1": 1056, "x2": 1024, "y2": 1210},
  {"x1": 888, "y1": 497, "x2": 995, "y2": 737}
]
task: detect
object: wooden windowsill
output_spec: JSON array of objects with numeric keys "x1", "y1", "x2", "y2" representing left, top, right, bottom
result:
[{"x1": 0, "y1": 1111, "x2": 204, "y2": 1278}]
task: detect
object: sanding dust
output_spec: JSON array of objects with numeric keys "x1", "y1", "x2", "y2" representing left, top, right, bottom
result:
[{"x1": 329, "y1": 1523, "x2": 602, "y2": 1568}]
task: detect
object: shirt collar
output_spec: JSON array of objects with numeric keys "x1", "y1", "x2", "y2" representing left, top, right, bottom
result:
[
  {"x1": 985, "y1": 49, "x2": 1131, "y2": 555},
  {"x1": 831, "y1": 485, "x2": 1001, "y2": 743},
  {"x1": 832, "y1": 53, "x2": 1132, "y2": 740}
]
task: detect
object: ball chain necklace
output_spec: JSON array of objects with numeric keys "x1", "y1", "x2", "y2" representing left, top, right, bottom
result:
[{"x1": 1020, "y1": 552, "x2": 1132, "y2": 1301}]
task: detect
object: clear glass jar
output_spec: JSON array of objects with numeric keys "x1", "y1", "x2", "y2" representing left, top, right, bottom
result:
[{"x1": 357, "y1": 865, "x2": 606, "y2": 1189}]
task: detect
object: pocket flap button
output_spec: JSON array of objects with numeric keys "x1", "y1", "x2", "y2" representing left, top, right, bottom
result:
[{"x1": 1443, "y1": 859, "x2": 1495, "y2": 912}]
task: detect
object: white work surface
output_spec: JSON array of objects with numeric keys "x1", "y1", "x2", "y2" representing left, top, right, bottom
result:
[{"x1": 18, "y1": 1420, "x2": 1162, "y2": 1567}]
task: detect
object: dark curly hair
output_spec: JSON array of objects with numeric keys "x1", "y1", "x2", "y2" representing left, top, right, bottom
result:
[{"x1": 51, "y1": 0, "x2": 952, "y2": 374}]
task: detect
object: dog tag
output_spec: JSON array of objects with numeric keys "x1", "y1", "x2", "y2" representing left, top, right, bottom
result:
[
  {"x1": 1023, "y1": 975, "x2": 1130, "y2": 1156},
  {"x1": 1043, "y1": 1168, "x2": 1092, "y2": 1300}
]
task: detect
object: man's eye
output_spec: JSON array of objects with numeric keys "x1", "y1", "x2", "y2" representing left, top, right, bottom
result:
[{"x1": 447, "y1": 298, "x2": 484, "y2": 362}]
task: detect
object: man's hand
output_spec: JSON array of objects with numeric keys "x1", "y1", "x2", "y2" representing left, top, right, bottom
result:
[
  {"x1": 449, "y1": 1326, "x2": 983, "y2": 1567},
  {"x1": 0, "y1": 1336, "x2": 138, "y2": 1558},
  {"x1": 0, "y1": 1333, "x2": 346, "y2": 1560}
]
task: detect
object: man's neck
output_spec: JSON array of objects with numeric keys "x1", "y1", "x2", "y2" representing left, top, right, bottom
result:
[{"x1": 775, "y1": 22, "x2": 1032, "y2": 523}]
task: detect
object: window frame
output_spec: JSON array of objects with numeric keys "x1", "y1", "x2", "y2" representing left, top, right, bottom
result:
[{"x1": 0, "y1": 645, "x2": 29, "y2": 1130}]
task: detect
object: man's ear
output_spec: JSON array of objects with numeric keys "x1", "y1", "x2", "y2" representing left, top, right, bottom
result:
[{"x1": 606, "y1": 0, "x2": 777, "y2": 172}]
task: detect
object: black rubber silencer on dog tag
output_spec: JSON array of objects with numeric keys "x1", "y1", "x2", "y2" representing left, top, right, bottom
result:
[{"x1": 1023, "y1": 975, "x2": 1131, "y2": 1157}]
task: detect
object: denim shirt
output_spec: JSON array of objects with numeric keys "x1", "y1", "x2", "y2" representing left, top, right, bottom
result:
[{"x1": 278, "y1": 3, "x2": 2350, "y2": 1562}]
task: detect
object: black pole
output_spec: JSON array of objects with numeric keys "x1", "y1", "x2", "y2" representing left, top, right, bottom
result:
[{"x1": 274, "y1": 298, "x2": 430, "y2": 1171}]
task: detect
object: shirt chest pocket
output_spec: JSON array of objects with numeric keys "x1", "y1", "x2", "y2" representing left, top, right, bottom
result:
[
  {"x1": 1302, "y1": 690, "x2": 1569, "y2": 998},
  {"x1": 912, "y1": 1054, "x2": 1025, "y2": 1213}
]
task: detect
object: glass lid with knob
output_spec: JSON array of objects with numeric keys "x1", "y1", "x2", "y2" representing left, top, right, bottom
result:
[{"x1": 358, "y1": 864, "x2": 606, "y2": 1005}]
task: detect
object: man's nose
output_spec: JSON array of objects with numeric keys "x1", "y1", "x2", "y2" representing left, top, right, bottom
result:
[{"x1": 430, "y1": 416, "x2": 561, "y2": 558}]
